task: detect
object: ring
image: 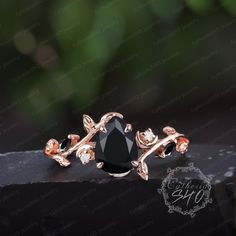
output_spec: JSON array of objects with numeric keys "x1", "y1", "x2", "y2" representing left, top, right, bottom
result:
[{"x1": 44, "y1": 112, "x2": 189, "y2": 180}]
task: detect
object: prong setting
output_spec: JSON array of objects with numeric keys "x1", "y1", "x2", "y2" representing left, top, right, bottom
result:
[
  {"x1": 135, "y1": 129, "x2": 158, "y2": 149},
  {"x1": 108, "y1": 170, "x2": 131, "y2": 177},
  {"x1": 96, "y1": 162, "x2": 104, "y2": 169},
  {"x1": 67, "y1": 134, "x2": 80, "y2": 146},
  {"x1": 99, "y1": 126, "x2": 107, "y2": 133},
  {"x1": 76, "y1": 144, "x2": 95, "y2": 165},
  {"x1": 124, "y1": 123, "x2": 132, "y2": 133},
  {"x1": 131, "y1": 160, "x2": 139, "y2": 167}
]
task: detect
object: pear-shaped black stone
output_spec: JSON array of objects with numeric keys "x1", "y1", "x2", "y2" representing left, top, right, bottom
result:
[{"x1": 94, "y1": 117, "x2": 138, "y2": 174}]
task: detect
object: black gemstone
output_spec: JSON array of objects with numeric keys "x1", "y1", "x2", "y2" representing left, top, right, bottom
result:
[
  {"x1": 59, "y1": 138, "x2": 71, "y2": 151},
  {"x1": 95, "y1": 117, "x2": 138, "y2": 174},
  {"x1": 164, "y1": 142, "x2": 176, "y2": 156}
]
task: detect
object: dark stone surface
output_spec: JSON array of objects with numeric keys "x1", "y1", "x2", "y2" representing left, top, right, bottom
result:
[{"x1": 0, "y1": 144, "x2": 235, "y2": 236}]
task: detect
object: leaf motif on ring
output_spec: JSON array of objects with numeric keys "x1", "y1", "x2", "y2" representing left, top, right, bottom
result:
[
  {"x1": 137, "y1": 161, "x2": 148, "y2": 181},
  {"x1": 83, "y1": 114, "x2": 95, "y2": 133}
]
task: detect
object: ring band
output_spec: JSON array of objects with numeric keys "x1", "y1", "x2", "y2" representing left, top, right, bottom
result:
[{"x1": 44, "y1": 112, "x2": 189, "y2": 180}]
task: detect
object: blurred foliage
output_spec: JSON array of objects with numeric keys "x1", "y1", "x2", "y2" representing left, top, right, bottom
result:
[
  {"x1": 186, "y1": 0, "x2": 214, "y2": 14},
  {"x1": 0, "y1": 0, "x2": 236, "y2": 125}
]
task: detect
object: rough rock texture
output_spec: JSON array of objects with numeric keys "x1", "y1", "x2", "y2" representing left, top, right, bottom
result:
[{"x1": 0, "y1": 144, "x2": 235, "y2": 235}]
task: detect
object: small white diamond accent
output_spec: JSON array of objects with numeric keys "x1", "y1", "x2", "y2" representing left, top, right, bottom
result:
[
  {"x1": 80, "y1": 153, "x2": 91, "y2": 165},
  {"x1": 144, "y1": 129, "x2": 155, "y2": 142},
  {"x1": 76, "y1": 144, "x2": 94, "y2": 165}
]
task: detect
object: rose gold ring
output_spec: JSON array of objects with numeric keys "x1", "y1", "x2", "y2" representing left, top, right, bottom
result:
[{"x1": 44, "y1": 112, "x2": 189, "y2": 181}]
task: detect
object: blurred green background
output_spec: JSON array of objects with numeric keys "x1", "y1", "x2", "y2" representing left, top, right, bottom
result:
[{"x1": 0, "y1": 0, "x2": 235, "y2": 152}]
